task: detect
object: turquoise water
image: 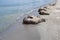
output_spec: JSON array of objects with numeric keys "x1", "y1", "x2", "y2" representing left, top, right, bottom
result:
[{"x1": 0, "y1": 0, "x2": 54, "y2": 33}]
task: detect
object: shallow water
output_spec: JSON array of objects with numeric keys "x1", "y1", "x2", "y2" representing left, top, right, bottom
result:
[{"x1": 0, "y1": 0, "x2": 55, "y2": 34}]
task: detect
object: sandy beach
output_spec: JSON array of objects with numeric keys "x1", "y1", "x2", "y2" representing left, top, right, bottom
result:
[{"x1": 0, "y1": 0, "x2": 60, "y2": 40}]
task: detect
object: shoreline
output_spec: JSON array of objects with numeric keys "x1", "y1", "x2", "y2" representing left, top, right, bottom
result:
[
  {"x1": 17, "y1": 0, "x2": 56, "y2": 20},
  {"x1": 0, "y1": 0, "x2": 56, "y2": 35},
  {"x1": 0, "y1": 0, "x2": 55, "y2": 34},
  {"x1": 0, "y1": 0, "x2": 58, "y2": 40}
]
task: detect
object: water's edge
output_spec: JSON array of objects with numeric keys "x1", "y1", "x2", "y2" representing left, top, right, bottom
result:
[{"x1": 0, "y1": 0, "x2": 56, "y2": 34}]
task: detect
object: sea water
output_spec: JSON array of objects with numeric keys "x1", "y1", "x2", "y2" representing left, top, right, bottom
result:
[{"x1": 0, "y1": 0, "x2": 55, "y2": 33}]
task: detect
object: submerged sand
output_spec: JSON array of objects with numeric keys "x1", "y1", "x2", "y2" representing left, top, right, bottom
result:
[{"x1": 0, "y1": 0, "x2": 60, "y2": 40}]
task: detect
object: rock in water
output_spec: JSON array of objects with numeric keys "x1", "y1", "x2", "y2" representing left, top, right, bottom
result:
[
  {"x1": 49, "y1": 3, "x2": 56, "y2": 6},
  {"x1": 38, "y1": 8, "x2": 47, "y2": 13},
  {"x1": 23, "y1": 15, "x2": 45, "y2": 24},
  {"x1": 39, "y1": 10, "x2": 49, "y2": 15},
  {"x1": 38, "y1": 7, "x2": 49, "y2": 15}
]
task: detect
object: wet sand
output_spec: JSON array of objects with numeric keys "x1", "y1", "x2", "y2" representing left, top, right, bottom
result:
[{"x1": 1, "y1": 0, "x2": 60, "y2": 40}]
